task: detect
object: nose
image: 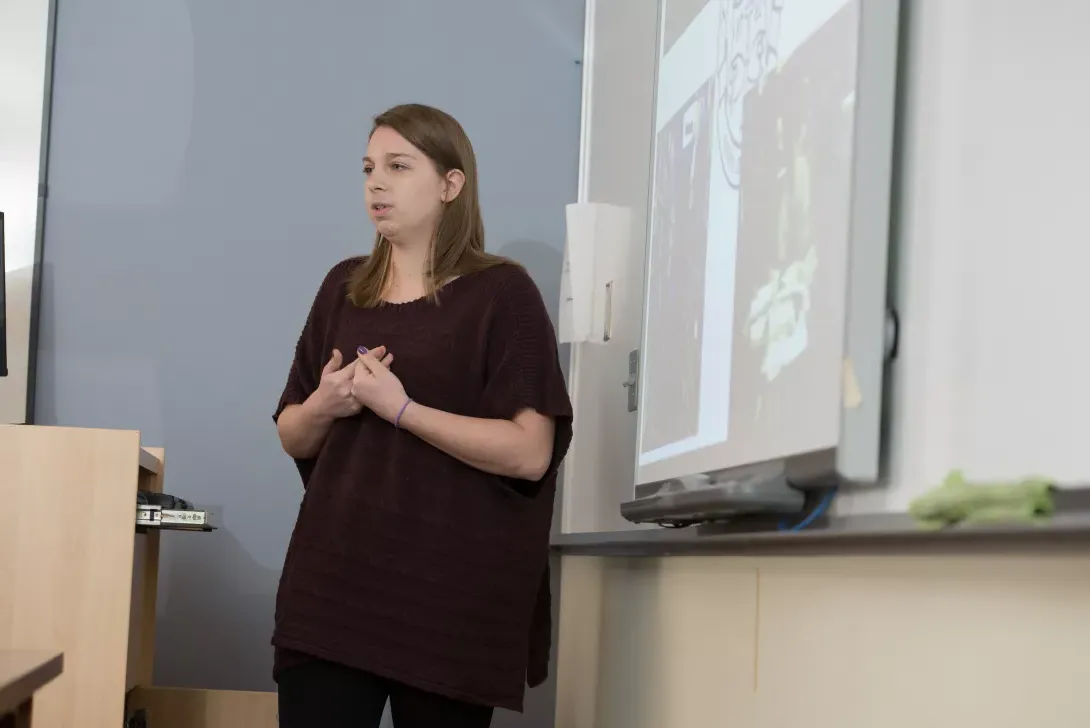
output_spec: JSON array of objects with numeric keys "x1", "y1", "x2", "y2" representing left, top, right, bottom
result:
[{"x1": 366, "y1": 165, "x2": 388, "y2": 191}]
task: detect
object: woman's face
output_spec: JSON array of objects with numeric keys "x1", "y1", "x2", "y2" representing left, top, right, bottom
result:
[{"x1": 363, "y1": 126, "x2": 448, "y2": 244}]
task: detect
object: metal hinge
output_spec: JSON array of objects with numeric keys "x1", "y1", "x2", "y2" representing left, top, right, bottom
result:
[
  {"x1": 885, "y1": 306, "x2": 900, "y2": 360},
  {"x1": 622, "y1": 348, "x2": 638, "y2": 412}
]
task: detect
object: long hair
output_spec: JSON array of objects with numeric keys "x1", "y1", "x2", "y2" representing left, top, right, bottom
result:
[{"x1": 348, "y1": 104, "x2": 512, "y2": 308}]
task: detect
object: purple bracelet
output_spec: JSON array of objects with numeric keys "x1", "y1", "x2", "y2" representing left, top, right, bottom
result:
[{"x1": 394, "y1": 398, "x2": 412, "y2": 428}]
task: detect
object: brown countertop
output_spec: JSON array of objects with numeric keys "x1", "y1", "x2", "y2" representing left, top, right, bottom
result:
[{"x1": 0, "y1": 652, "x2": 63, "y2": 715}]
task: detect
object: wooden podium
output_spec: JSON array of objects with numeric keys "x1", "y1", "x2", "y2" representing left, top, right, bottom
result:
[{"x1": 0, "y1": 425, "x2": 277, "y2": 728}]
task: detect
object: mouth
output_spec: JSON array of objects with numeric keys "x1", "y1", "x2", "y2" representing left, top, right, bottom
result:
[{"x1": 371, "y1": 203, "x2": 392, "y2": 213}]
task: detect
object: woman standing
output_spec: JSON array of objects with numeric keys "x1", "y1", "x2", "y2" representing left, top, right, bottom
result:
[{"x1": 272, "y1": 103, "x2": 572, "y2": 728}]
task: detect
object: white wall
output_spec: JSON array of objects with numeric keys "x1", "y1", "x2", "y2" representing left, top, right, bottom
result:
[
  {"x1": 553, "y1": 6, "x2": 1090, "y2": 726},
  {"x1": 564, "y1": 0, "x2": 1090, "y2": 530},
  {"x1": 838, "y1": 0, "x2": 1090, "y2": 514},
  {"x1": 563, "y1": 0, "x2": 658, "y2": 534}
]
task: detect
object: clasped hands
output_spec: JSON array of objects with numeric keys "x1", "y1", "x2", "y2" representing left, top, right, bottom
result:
[{"x1": 313, "y1": 346, "x2": 409, "y2": 424}]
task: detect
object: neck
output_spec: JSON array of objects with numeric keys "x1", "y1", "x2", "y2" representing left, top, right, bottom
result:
[{"x1": 385, "y1": 234, "x2": 432, "y2": 301}]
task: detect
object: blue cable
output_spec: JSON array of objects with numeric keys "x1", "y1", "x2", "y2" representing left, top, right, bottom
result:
[{"x1": 779, "y1": 488, "x2": 837, "y2": 532}]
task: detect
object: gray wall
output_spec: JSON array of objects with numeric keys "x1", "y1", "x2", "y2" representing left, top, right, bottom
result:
[{"x1": 36, "y1": 0, "x2": 583, "y2": 724}]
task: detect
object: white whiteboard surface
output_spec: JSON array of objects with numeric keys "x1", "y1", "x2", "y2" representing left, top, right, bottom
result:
[{"x1": 636, "y1": 0, "x2": 873, "y2": 488}]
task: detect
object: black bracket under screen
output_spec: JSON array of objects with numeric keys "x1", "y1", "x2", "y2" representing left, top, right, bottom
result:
[{"x1": 0, "y1": 211, "x2": 7, "y2": 378}]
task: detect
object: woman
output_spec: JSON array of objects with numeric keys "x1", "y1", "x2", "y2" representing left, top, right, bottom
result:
[{"x1": 272, "y1": 103, "x2": 573, "y2": 728}]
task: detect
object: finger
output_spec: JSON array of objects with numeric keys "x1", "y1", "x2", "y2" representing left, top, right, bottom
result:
[
  {"x1": 380, "y1": 353, "x2": 394, "y2": 367},
  {"x1": 334, "y1": 357, "x2": 358, "y2": 379},
  {"x1": 356, "y1": 352, "x2": 378, "y2": 376},
  {"x1": 322, "y1": 349, "x2": 342, "y2": 375},
  {"x1": 357, "y1": 344, "x2": 386, "y2": 361}
]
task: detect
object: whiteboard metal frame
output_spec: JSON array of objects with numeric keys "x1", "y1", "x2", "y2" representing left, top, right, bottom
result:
[{"x1": 629, "y1": 0, "x2": 668, "y2": 496}]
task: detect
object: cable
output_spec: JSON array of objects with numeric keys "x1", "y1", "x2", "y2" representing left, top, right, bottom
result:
[{"x1": 779, "y1": 487, "x2": 837, "y2": 532}]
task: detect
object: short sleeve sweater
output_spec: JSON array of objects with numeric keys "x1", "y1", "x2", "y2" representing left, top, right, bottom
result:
[{"x1": 271, "y1": 257, "x2": 573, "y2": 711}]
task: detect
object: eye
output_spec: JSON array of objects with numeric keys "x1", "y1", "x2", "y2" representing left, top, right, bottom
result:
[
  {"x1": 363, "y1": 165, "x2": 373, "y2": 175},
  {"x1": 391, "y1": 162, "x2": 407, "y2": 171}
]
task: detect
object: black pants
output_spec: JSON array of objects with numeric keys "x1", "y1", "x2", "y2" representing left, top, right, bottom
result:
[{"x1": 276, "y1": 659, "x2": 494, "y2": 728}]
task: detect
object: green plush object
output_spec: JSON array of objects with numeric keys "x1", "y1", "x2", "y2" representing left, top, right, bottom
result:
[{"x1": 907, "y1": 470, "x2": 1055, "y2": 530}]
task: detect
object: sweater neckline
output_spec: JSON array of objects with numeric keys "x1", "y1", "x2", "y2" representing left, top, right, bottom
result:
[{"x1": 373, "y1": 268, "x2": 490, "y2": 313}]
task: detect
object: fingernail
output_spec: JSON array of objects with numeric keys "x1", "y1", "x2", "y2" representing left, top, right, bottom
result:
[{"x1": 357, "y1": 346, "x2": 368, "y2": 355}]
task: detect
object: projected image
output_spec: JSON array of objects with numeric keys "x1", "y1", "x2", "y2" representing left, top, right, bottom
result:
[
  {"x1": 714, "y1": 0, "x2": 784, "y2": 191},
  {"x1": 730, "y1": 0, "x2": 857, "y2": 450},
  {"x1": 640, "y1": 81, "x2": 715, "y2": 452},
  {"x1": 637, "y1": 0, "x2": 859, "y2": 479}
]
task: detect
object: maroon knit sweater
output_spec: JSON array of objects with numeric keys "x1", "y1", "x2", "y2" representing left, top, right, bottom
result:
[{"x1": 271, "y1": 257, "x2": 572, "y2": 711}]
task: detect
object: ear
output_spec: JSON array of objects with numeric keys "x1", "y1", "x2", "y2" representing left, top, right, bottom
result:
[{"x1": 440, "y1": 169, "x2": 466, "y2": 203}]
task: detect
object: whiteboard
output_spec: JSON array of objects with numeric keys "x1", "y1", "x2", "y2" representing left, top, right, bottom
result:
[{"x1": 630, "y1": 0, "x2": 900, "y2": 513}]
